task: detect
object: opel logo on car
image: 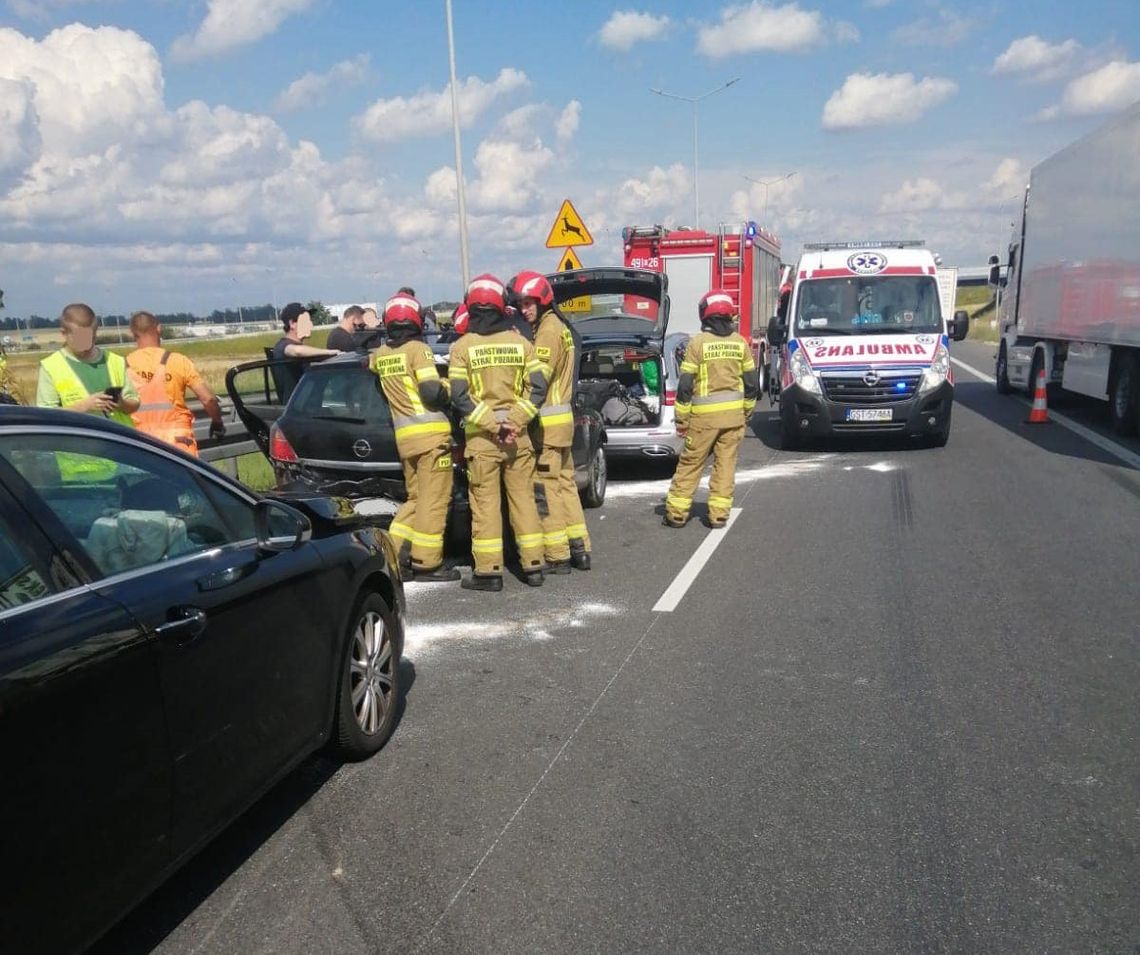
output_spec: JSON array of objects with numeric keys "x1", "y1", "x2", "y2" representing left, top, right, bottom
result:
[
  {"x1": 863, "y1": 371, "x2": 881, "y2": 387},
  {"x1": 352, "y1": 439, "x2": 371, "y2": 459}
]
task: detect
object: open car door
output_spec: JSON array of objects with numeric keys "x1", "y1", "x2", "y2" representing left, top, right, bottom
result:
[{"x1": 225, "y1": 356, "x2": 312, "y2": 455}]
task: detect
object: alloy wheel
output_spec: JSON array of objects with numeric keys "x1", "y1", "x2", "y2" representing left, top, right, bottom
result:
[{"x1": 350, "y1": 610, "x2": 393, "y2": 735}]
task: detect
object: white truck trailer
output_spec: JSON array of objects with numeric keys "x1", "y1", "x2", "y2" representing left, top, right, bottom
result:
[{"x1": 989, "y1": 102, "x2": 1140, "y2": 434}]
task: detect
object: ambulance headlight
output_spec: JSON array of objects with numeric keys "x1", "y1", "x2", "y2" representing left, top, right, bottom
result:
[
  {"x1": 918, "y1": 341, "x2": 950, "y2": 395},
  {"x1": 789, "y1": 348, "x2": 821, "y2": 393}
]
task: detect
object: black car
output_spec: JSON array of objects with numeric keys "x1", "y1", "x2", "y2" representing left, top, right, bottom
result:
[
  {"x1": 0, "y1": 407, "x2": 404, "y2": 955},
  {"x1": 226, "y1": 347, "x2": 608, "y2": 524}
]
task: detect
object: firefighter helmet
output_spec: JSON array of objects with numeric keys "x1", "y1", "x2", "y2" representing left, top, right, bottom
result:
[
  {"x1": 383, "y1": 293, "x2": 422, "y2": 329},
  {"x1": 698, "y1": 289, "x2": 735, "y2": 321},
  {"x1": 516, "y1": 271, "x2": 553, "y2": 308},
  {"x1": 453, "y1": 303, "x2": 469, "y2": 335},
  {"x1": 465, "y1": 273, "x2": 506, "y2": 312}
]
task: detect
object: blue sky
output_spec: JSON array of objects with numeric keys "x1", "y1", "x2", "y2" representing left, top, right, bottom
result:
[{"x1": 1, "y1": 0, "x2": 1138, "y2": 318}]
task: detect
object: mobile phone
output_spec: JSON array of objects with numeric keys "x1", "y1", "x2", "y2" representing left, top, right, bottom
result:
[{"x1": 104, "y1": 386, "x2": 123, "y2": 401}]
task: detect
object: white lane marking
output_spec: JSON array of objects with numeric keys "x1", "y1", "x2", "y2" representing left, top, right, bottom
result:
[
  {"x1": 652, "y1": 507, "x2": 743, "y2": 613},
  {"x1": 952, "y1": 356, "x2": 1140, "y2": 471}
]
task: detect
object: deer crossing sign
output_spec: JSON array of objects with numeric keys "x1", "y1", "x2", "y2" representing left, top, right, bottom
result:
[{"x1": 544, "y1": 199, "x2": 594, "y2": 249}]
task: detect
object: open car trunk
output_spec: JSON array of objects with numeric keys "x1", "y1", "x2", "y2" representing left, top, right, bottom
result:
[{"x1": 577, "y1": 341, "x2": 663, "y2": 429}]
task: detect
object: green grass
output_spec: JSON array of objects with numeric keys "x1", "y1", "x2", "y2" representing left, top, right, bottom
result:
[{"x1": 236, "y1": 451, "x2": 276, "y2": 492}]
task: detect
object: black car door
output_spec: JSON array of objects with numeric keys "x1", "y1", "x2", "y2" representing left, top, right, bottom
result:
[
  {"x1": 225, "y1": 357, "x2": 310, "y2": 454},
  {"x1": 1, "y1": 429, "x2": 340, "y2": 861},
  {"x1": 0, "y1": 474, "x2": 171, "y2": 955}
]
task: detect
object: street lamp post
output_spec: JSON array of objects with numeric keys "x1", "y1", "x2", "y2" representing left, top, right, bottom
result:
[
  {"x1": 650, "y1": 78, "x2": 740, "y2": 229},
  {"x1": 743, "y1": 172, "x2": 797, "y2": 224},
  {"x1": 444, "y1": 0, "x2": 471, "y2": 288}
]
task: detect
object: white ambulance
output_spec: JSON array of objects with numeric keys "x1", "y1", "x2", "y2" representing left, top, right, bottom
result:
[{"x1": 767, "y1": 240, "x2": 969, "y2": 449}]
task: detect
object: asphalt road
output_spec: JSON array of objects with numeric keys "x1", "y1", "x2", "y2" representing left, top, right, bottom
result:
[{"x1": 97, "y1": 339, "x2": 1140, "y2": 953}]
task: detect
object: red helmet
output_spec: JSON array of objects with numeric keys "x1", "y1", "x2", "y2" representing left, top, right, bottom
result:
[
  {"x1": 453, "y1": 303, "x2": 469, "y2": 335},
  {"x1": 698, "y1": 289, "x2": 735, "y2": 321},
  {"x1": 515, "y1": 270, "x2": 553, "y2": 308},
  {"x1": 465, "y1": 273, "x2": 506, "y2": 312},
  {"x1": 383, "y1": 293, "x2": 422, "y2": 328}
]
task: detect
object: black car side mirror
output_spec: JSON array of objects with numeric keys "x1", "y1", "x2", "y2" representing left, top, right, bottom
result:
[
  {"x1": 767, "y1": 315, "x2": 786, "y2": 347},
  {"x1": 987, "y1": 254, "x2": 1001, "y2": 288},
  {"x1": 256, "y1": 500, "x2": 312, "y2": 552},
  {"x1": 949, "y1": 309, "x2": 970, "y2": 342}
]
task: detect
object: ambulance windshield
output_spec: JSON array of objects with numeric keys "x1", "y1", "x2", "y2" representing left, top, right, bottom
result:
[{"x1": 794, "y1": 276, "x2": 941, "y2": 335}]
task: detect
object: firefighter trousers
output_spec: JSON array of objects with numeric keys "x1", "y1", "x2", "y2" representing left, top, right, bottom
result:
[
  {"x1": 535, "y1": 444, "x2": 590, "y2": 562},
  {"x1": 665, "y1": 423, "x2": 744, "y2": 525},
  {"x1": 389, "y1": 439, "x2": 453, "y2": 571},
  {"x1": 467, "y1": 443, "x2": 545, "y2": 577}
]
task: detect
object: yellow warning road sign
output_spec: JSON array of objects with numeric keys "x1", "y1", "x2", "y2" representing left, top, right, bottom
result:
[
  {"x1": 557, "y1": 247, "x2": 583, "y2": 271},
  {"x1": 545, "y1": 199, "x2": 594, "y2": 249}
]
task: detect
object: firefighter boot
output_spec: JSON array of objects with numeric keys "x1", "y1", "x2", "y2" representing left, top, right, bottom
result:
[
  {"x1": 569, "y1": 538, "x2": 591, "y2": 570},
  {"x1": 524, "y1": 568, "x2": 545, "y2": 587},
  {"x1": 462, "y1": 573, "x2": 503, "y2": 592},
  {"x1": 546, "y1": 559, "x2": 572, "y2": 575},
  {"x1": 411, "y1": 565, "x2": 461, "y2": 583}
]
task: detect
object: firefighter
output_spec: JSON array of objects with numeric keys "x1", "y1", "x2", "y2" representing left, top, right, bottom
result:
[
  {"x1": 664, "y1": 289, "x2": 760, "y2": 528},
  {"x1": 373, "y1": 292, "x2": 459, "y2": 583},
  {"x1": 449, "y1": 274, "x2": 548, "y2": 591},
  {"x1": 516, "y1": 270, "x2": 591, "y2": 572},
  {"x1": 126, "y1": 311, "x2": 226, "y2": 456}
]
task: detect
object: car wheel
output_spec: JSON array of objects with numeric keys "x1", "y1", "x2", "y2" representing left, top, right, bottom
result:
[
  {"x1": 996, "y1": 343, "x2": 1011, "y2": 395},
  {"x1": 581, "y1": 445, "x2": 607, "y2": 508},
  {"x1": 334, "y1": 592, "x2": 401, "y2": 761},
  {"x1": 1110, "y1": 355, "x2": 1139, "y2": 436}
]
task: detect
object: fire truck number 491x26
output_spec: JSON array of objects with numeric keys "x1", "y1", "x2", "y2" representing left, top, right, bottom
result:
[{"x1": 629, "y1": 257, "x2": 660, "y2": 269}]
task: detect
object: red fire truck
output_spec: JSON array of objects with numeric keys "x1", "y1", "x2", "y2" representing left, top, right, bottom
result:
[{"x1": 622, "y1": 221, "x2": 783, "y2": 386}]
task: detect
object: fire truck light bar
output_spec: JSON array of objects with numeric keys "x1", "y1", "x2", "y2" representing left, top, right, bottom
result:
[{"x1": 802, "y1": 240, "x2": 926, "y2": 251}]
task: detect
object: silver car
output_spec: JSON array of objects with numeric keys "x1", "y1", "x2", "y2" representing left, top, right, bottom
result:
[{"x1": 550, "y1": 268, "x2": 685, "y2": 463}]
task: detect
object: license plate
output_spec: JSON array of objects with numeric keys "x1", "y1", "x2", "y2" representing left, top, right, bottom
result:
[{"x1": 845, "y1": 408, "x2": 893, "y2": 422}]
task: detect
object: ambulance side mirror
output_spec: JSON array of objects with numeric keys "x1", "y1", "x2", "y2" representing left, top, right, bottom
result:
[
  {"x1": 766, "y1": 316, "x2": 786, "y2": 346},
  {"x1": 949, "y1": 309, "x2": 970, "y2": 342}
]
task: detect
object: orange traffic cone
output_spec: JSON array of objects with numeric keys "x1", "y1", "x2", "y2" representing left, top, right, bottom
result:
[{"x1": 1027, "y1": 366, "x2": 1049, "y2": 423}]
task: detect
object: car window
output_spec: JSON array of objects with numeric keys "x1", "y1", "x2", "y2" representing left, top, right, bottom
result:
[
  {"x1": 0, "y1": 433, "x2": 248, "y2": 577},
  {"x1": 0, "y1": 507, "x2": 55, "y2": 613},
  {"x1": 292, "y1": 368, "x2": 388, "y2": 420}
]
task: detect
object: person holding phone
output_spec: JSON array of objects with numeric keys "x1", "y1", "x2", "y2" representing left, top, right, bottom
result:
[{"x1": 36, "y1": 303, "x2": 139, "y2": 425}]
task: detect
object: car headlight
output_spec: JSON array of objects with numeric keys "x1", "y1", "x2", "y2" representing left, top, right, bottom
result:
[
  {"x1": 918, "y1": 341, "x2": 950, "y2": 395},
  {"x1": 789, "y1": 348, "x2": 821, "y2": 393}
]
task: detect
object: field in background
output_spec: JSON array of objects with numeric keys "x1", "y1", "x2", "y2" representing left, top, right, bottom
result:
[{"x1": 955, "y1": 285, "x2": 999, "y2": 343}]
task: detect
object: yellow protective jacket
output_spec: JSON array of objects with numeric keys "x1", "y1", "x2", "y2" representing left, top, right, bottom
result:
[
  {"x1": 39, "y1": 348, "x2": 134, "y2": 428},
  {"x1": 372, "y1": 339, "x2": 452, "y2": 457},
  {"x1": 448, "y1": 329, "x2": 548, "y2": 453},
  {"x1": 675, "y1": 331, "x2": 759, "y2": 429},
  {"x1": 532, "y1": 310, "x2": 576, "y2": 447}
]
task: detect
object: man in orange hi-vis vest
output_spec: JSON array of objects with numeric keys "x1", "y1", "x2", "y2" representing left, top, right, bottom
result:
[{"x1": 126, "y1": 311, "x2": 226, "y2": 456}]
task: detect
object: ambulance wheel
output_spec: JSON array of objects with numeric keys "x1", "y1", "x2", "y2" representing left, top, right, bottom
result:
[
  {"x1": 333, "y1": 592, "x2": 401, "y2": 761},
  {"x1": 996, "y1": 343, "x2": 1011, "y2": 394},
  {"x1": 581, "y1": 445, "x2": 607, "y2": 508}
]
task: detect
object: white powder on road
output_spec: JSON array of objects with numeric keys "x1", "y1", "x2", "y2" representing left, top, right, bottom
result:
[{"x1": 603, "y1": 456, "x2": 829, "y2": 500}]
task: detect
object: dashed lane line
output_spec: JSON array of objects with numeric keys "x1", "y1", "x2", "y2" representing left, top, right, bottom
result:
[
  {"x1": 652, "y1": 507, "x2": 743, "y2": 613},
  {"x1": 951, "y1": 356, "x2": 1140, "y2": 472}
]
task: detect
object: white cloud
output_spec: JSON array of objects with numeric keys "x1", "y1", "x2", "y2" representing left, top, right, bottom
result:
[
  {"x1": 0, "y1": 77, "x2": 41, "y2": 191},
  {"x1": 494, "y1": 103, "x2": 546, "y2": 139},
  {"x1": 356, "y1": 68, "x2": 529, "y2": 142},
  {"x1": 615, "y1": 163, "x2": 691, "y2": 218},
  {"x1": 6, "y1": 0, "x2": 100, "y2": 19},
  {"x1": 892, "y1": 9, "x2": 975, "y2": 48},
  {"x1": 1046, "y1": 60, "x2": 1140, "y2": 117},
  {"x1": 985, "y1": 158, "x2": 1028, "y2": 201},
  {"x1": 822, "y1": 72, "x2": 957, "y2": 130},
  {"x1": 879, "y1": 177, "x2": 969, "y2": 213},
  {"x1": 556, "y1": 100, "x2": 581, "y2": 142},
  {"x1": 992, "y1": 35, "x2": 1080, "y2": 82},
  {"x1": 171, "y1": 0, "x2": 314, "y2": 63},
  {"x1": 697, "y1": 2, "x2": 857, "y2": 57},
  {"x1": 273, "y1": 54, "x2": 370, "y2": 113},
  {"x1": 469, "y1": 137, "x2": 554, "y2": 212},
  {"x1": 598, "y1": 10, "x2": 671, "y2": 51}
]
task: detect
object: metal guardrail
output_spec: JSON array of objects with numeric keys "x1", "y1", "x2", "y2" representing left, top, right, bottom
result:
[{"x1": 190, "y1": 401, "x2": 262, "y2": 474}]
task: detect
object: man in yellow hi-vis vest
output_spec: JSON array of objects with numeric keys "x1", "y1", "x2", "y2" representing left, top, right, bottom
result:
[
  {"x1": 664, "y1": 289, "x2": 760, "y2": 529},
  {"x1": 373, "y1": 292, "x2": 459, "y2": 583},
  {"x1": 36, "y1": 303, "x2": 140, "y2": 481}
]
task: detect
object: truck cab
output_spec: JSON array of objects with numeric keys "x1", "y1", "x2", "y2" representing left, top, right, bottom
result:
[{"x1": 769, "y1": 241, "x2": 969, "y2": 449}]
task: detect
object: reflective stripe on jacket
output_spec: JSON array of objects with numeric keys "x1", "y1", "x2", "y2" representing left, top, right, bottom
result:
[
  {"x1": 127, "y1": 349, "x2": 199, "y2": 456},
  {"x1": 373, "y1": 340, "x2": 452, "y2": 457},
  {"x1": 674, "y1": 332, "x2": 758, "y2": 428},
  {"x1": 533, "y1": 311, "x2": 575, "y2": 447}
]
